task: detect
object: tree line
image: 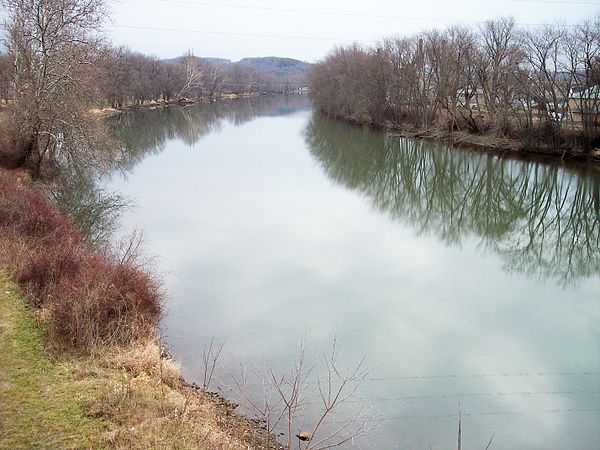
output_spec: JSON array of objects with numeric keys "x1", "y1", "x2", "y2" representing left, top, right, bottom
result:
[
  {"x1": 309, "y1": 17, "x2": 600, "y2": 154},
  {"x1": 0, "y1": 0, "x2": 304, "y2": 178},
  {"x1": 96, "y1": 49, "x2": 304, "y2": 109},
  {"x1": 0, "y1": 44, "x2": 304, "y2": 110}
]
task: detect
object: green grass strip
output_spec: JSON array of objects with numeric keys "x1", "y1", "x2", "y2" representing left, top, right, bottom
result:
[{"x1": 0, "y1": 274, "x2": 104, "y2": 450}]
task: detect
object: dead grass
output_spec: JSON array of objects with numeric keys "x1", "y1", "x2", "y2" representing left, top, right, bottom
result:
[
  {"x1": 0, "y1": 276, "x2": 278, "y2": 449},
  {"x1": 104, "y1": 339, "x2": 182, "y2": 388}
]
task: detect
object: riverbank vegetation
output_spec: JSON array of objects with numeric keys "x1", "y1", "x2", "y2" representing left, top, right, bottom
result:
[
  {"x1": 0, "y1": 168, "x2": 161, "y2": 350},
  {"x1": 310, "y1": 16, "x2": 600, "y2": 161},
  {"x1": 0, "y1": 0, "x2": 280, "y2": 446},
  {"x1": 0, "y1": 160, "x2": 278, "y2": 447},
  {"x1": 97, "y1": 52, "x2": 309, "y2": 109}
]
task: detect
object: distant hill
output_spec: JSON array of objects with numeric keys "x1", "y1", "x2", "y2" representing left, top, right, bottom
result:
[
  {"x1": 163, "y1": 56, "x2": 312, "y2": 83},
  {"x1": 237, "y1": 57, "x2": 312, "y2": 80},
  {"x1": 197, "y1": 57, "x2": 233, "y2": 68},
  {"x1": 163, "y1": 56, "x2": 231, "y2": 68}
]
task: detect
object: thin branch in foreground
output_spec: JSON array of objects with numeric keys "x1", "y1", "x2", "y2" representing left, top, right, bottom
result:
[{"x1": 201, "y1": 337, "x2": 225, "y2": 390}]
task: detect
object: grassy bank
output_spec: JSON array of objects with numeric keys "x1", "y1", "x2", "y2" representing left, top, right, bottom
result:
[
  {"x1": 0, "y1": 168, "x2": 277, "y2": 448},
  {"x1": 0, "y1": 274, "x2": 104, "y2": 449}
]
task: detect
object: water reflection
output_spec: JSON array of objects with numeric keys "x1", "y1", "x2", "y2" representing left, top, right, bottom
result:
[
  {"x1": 56, "y1": 95, "x2": 311, "y2": 244},
  {"x1": 52, "y1": 167, "x2": 129, "y2": 246},
  {"x1": 106, "y1": 101, "x2": 600, "y2": 449},
  {"x1": 305, "y1": 115, "x2": 600, "y2": 285},
  {"x1": 109, "y1": 94, "x2": 311, "y2": 173}
]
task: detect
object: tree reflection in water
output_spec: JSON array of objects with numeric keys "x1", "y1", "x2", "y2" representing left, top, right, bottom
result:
[
  {"x1": 51, "y1": 166, "x2": 130, "y2": 247},
  {"x1": 60, "y1": 97, "x2": 599, "y2": 284},
  {"x1": 56, "y1": 95, "x2": 311, "y2": 244},
  {"x1": 109, "y1": 95, "x2": 312, "y2": 173},
  {"x1": 304, "y1": 114, "x2": 600, "y2": 285}
]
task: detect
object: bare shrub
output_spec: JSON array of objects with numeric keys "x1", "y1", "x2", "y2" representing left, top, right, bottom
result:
[
  {"x1": 234, "y1": 337, "x2": 379, "y2": 450},
  {"x1": 201, "y1": 337, "x2": 225, "y2": 390},
  {"x1": 47, "y1": 255, "x2": 162, "y2": 350}
]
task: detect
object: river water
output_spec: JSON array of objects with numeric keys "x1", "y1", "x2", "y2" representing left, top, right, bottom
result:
[{"x1": 107, "y1": 95, "x2": 599, "y2": 449}]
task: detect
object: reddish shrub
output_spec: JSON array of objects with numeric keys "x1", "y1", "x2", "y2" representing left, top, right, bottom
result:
[
  {"x1": 0, "y1": 182, "x2": 75, "y2": 237},
  {"x1": 49, "y1": 256, "x2": 162, "y2": 349},
  {"x1": 0, "y1": 168, "x2": 163, "y2": 351},
  {"x1": 16, "y1": 236, "x2": 83, "y2": 306}
]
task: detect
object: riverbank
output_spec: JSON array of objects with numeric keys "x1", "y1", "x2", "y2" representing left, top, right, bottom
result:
[
  {"x1": 0, "y1": 168, "x2": 279, "y2": 449},
  {"x1": 0, "y1": 276, "x2": 279, "y2": 449},
  {"x1": 90, "y1": 92, "x2": 273, "y2": 118},
  {"x1": 320, "y1": 112, "x2": 600, "y2": 166}
]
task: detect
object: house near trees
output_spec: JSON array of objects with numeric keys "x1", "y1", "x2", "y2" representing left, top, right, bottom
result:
[{"x1": 570, "y1": 85, "x2": 600, "y2": 124}]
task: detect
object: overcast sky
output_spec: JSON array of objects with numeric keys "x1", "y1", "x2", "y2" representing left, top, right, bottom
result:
[{"x1": 15, "y1": 0, "x2": 600, "y2": 62}]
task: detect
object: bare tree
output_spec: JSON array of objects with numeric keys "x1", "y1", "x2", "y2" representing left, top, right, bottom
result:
[
  {"x1": 97, "y1": 46, "x2": 132, "y2": 109},
  {"x1": 521, "y1": 24, "x2": 572, "y2": 150},
  {"x1": 566, "y1": 16, "x2": 600, "y2": 147},
  {"x1": 202, "y1": 62, "x2": 225, "y2": 100},
  {"x1": 178, "y1": 50, "x2": 203, "y2": 100},
  {"x1": 475, "y1": 17, "x2": 523, "y2": 133},
  {"x1": 0, "y1": 52, "x2": 12, "y2": 103},
  {"x1": 429, "y1": 26, "x2": 480, "y2": 132},
  {"x1": 1, "y1": 0, "x2": 111, "y2": 177}
]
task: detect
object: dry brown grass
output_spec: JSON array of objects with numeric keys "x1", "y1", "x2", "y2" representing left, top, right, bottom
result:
[
  {"x1": 104, "y1": 339, "x2": 182, "y2": 388},
  {"x1": 87, "y1": 339, "x2": 280, "y2": 449}
]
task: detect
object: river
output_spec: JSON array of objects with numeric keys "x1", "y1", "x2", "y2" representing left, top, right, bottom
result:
[{"x1": 106, "y1": 95, "x2": 600, "y2": 449}]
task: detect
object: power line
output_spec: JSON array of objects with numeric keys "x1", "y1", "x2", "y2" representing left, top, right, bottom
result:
[
  {"x1": 110, "y1": 24, "x2": 372, "y2": 43},
  {"x1": 367, "y1": 371, "x2": 600, "y2": 381},
  {"x1": 375, "y1": 408, "x2": 600, "y2": 422},
  {"x1": 331, "y1": 408, "x2": 600, "y2": 423},
  {"x1": 352, "y1": 390, "x2": 600, "y2": 403},
  {"x1": 157, "y1": 0, "x2": 479, "y2": 23},
  {"x1": 156, "y1": 0, "x2": 584, "y2": 26}
]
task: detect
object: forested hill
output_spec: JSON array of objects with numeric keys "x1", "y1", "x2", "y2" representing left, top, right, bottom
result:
[
  {"x1": 164, "y1": 56, "x2": 312, "y2": 82},
  {"x1": 237, "y1": 57, "x2": 312, "y2": 80}
]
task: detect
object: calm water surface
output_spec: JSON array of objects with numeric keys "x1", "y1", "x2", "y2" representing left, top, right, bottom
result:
[{"x1": 108, "y1": 96, "x2": 600, "y2": 449}]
